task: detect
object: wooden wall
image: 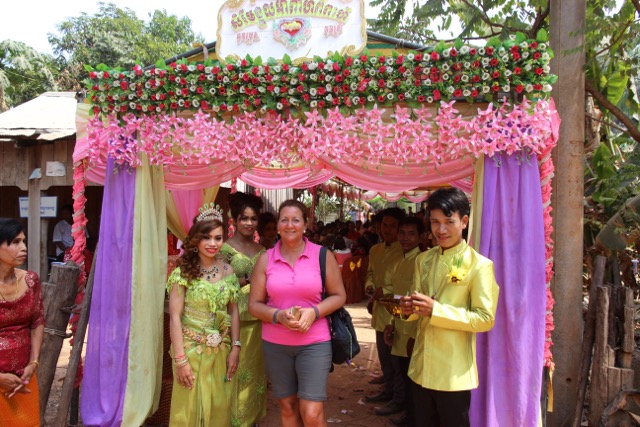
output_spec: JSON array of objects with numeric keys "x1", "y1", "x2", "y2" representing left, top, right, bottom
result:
[{"x1": 0, "y1": 138, "x2": 76, "y2": 190}]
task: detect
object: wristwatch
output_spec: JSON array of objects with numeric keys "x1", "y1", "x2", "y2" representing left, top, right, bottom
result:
[{"x1": 232, "y1": 340, "x2": 242, "y2": 348}]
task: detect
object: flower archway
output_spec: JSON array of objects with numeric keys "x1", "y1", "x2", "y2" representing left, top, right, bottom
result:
[{"x1": 72, "y1": 34, "x2": 558, "y2": 427}]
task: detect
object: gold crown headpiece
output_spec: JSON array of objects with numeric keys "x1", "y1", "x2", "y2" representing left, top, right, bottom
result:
[{"x1": 196, "y1": 203, "x2": 224, "y2": 223}]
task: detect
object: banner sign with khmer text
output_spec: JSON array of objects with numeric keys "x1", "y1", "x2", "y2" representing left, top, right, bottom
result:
[{"x1": 216, "y1": 0, "x2": 366, "y2": 62}]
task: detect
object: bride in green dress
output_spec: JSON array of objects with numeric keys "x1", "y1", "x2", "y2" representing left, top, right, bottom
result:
[
  {"x1": 221, "y1": 192, "x2": 268, "y2": 427},
  {"x1": 167, "y1": 210, "x2": 241, "y2": 426}
]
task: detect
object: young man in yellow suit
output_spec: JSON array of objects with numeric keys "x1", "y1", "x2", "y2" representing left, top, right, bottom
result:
[
  {"x1": 383, "y1": 217, "x2": 425, "y2": 426},
  {"x1": 364, "y1": 208, "x2": 405, "y2": 408},
  {"x1": 401, "y1": 188, "x2": 499, "y2": 426}
]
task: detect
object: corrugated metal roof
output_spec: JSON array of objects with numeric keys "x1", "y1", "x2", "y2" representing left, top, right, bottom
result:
[{"x1": 0, "y1": 92, "x2": 77, "y2": 141}]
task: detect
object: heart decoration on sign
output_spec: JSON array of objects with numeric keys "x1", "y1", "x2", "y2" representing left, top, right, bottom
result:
[
  {"x1": 280, "y1": 19, "x2": 304, "y2": 37},
  {"x1": 273, "y1": 18, "x2": 312, "y2": 50}
]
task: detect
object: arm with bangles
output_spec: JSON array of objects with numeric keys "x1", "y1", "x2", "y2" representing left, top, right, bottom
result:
[{"x1": 168, "y1": 283, "x2": 195, "y2": 390}]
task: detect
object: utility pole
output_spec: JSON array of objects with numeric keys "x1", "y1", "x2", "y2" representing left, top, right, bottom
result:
[{"x1": 549, "y1": 0, "x2": 586, "y2": 425}]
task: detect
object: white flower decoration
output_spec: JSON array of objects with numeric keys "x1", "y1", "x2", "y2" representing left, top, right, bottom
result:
[
  {"x1": 367, "y1": 95, "x2": 375, "y2": 102},
  {"x1": 461, "y1": 75, "x2": 469, "y2": 82},
  {"x1": 426, "y1": 96, "x2": 434, "y2": 103},
  {"x1": 188, "y1": 65, "x2": 196, "y2": 72},
  {"x1": 526, "y1": 84, "x2": 534, "y2": 92},
  {"x1": 276, "y1": 102, "x2": 283, "y2": 110},
  {"x1": 482, "y1": 86, "x2": 490, "y2": 93},
  {"x1": 310, "y1": 100, "x2": 318, "y2": 107}
]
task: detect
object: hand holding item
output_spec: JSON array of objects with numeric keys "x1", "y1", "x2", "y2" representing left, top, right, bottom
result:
[
  {"x1": 278, "y1": 307, "x2": 301, "y2": 331},
  {"x1": 294, "y1": 307, "x2": 318, "y2": 333},
  {"x1": 410, "y1": 291, "x2": 434, "y2": 317},
  {"x1": 1, "y1": 372, "x2": 30, "y2": 398},
  {"x1": 371, "y1": 287, "x2": 384, "y2": 301}
]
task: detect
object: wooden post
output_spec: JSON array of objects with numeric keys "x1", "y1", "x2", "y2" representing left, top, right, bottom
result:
[
  {"x1": 589, "y1": 286, "x2": 611, "y2": 427},
  {"x1": 52, "y1": 251, "x2": 97, "y2": 427},
  {"x1": 573, "y1": 255, "x2": 607, "y2": 427},
  {"x1": 549, "y1": 0, "x2": 586, "y2": 424},
  {"x1": 38, "y1": 263, "x2": 80, "y2": 418},
  {"x1": 27, "y1": 175, "x2": 41, "y2": 275}
]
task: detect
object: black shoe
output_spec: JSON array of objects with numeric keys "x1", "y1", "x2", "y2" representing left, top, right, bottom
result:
[
  {"x1": 390, "y1": 413, "x2": 412, "y2": 426},
  {"x1": 365, "y1": 391, "x2": 392, "y2": 403},
  {"x1": 375, "y1": 400, "x2": 403, "y2": 416}
]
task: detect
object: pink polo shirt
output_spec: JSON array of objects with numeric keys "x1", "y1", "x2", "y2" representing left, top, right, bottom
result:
[{"x1": 262, "y1": 238, "x2": 330, "y2": 346}]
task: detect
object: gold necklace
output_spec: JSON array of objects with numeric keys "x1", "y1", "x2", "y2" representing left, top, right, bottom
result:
[{"x1": 0, "y1": 273, "x2": 18, "y2": 301}]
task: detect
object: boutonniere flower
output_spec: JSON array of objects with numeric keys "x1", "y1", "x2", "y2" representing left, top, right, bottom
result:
[{"x1": 447, "y1": 255, "x2": 466, "y2": 283}]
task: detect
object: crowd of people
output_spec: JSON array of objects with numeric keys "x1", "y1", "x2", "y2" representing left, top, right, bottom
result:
[{"x1": 0, "y1": 187, "x2": 499, "y2": 427}]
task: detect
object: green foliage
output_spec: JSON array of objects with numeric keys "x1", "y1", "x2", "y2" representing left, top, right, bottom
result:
[
  {"x1": 0, "y1": 40, "x2": 58, "y2": 110},
  {"x1": 48, "y1": 2, "x2": 203, "y2": 90}
]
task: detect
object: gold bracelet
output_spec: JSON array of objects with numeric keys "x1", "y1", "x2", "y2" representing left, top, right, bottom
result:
[
  {"x1": 29, "y1": 360, "x2": 40, "y2": 368},
  {"x1": 174, "y1": 358, "x2": 189, "y2": 368}
]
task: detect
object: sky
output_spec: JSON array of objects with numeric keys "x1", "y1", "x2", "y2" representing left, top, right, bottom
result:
[{"x1": 1, "y1": 0, "x2": 386, "y2": 55}]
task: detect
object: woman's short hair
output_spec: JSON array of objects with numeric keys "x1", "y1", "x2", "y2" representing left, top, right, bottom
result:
[
  {"x1": 228, "y1": 192, "x2": 264, "y2": 220},
  {"x1": 277, "y1": 200, "x2": 309, "y2": 223},
  {"x1": 0, "y1": 218, "x2": 24, "y2": 246}
]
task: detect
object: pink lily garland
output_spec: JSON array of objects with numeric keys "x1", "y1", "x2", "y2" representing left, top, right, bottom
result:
[{"x1": 87, "y1": 99, "x2": 556, "y2": 170}]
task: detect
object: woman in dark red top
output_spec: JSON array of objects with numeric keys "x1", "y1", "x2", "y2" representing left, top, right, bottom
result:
[{"x1": 0, "y1": 218, "x2": 45, "y2": 426}]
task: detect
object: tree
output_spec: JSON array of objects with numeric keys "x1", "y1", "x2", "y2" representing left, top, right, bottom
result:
[
  {"x1": 48, "y1": 2, "x2": 204, "y2": 90},
  {"x1": 0, "y1": 40, "x2": 58, "y2": 111}
]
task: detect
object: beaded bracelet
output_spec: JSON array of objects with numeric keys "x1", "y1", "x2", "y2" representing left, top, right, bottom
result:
[
  {"x1": 312, "y1": 306, "x2": 320, "y2": 320},
  {"x1": 272, "y1": 309, "x2": 280, "y2": 324}
]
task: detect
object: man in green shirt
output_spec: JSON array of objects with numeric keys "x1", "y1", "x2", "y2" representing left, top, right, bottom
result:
[{"x1": 401, "y1": 188, "x2": 499, "y2": 427}]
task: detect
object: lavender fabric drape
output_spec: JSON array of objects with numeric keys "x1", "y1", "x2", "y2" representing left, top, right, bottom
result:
[
  {"x1": 471, "y1": 153, "x2": 546, "y2": 426},
  {"x1": 80, "y1": 158, "x2": 136, "y2": 427}
]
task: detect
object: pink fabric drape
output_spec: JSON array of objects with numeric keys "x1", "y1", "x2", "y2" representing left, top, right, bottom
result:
[{"x1": 171, "y1": 190, "x2": 202, "y2": 231}]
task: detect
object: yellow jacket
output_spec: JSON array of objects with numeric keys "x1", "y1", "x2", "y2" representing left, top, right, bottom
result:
[
  {"x1": 389, "y1": 246, "x2": 421, "y2": 357},
  {"x1": 407, "y1": 240, "x2": 499, "y2": 391},
  {"x1": 365, "y1": 241, "x2": 404, "y2": 332}
]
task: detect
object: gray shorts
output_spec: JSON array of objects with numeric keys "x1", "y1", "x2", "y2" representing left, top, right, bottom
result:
[{"x1": 262, "y1": 340, "x2": 332, "y2": 401}]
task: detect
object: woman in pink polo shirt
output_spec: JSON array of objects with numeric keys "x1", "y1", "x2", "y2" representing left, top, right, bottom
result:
[{"x1": 249, "y1": 200, "x2": 346, "y2": 427}]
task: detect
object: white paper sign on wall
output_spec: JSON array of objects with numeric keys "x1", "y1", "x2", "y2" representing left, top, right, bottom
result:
[{"x1": 216, "y1": 0, "x2": 367, "y2": 63}]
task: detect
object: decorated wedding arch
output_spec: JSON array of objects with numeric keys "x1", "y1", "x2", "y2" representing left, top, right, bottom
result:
[{"x1": 68, "y1": 2, "x2": 559, "y2": 426}]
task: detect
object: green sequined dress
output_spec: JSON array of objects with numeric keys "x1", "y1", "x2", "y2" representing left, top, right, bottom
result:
[
  {"x1": 166, "y1": 267, "x2": 240, "y2": 427},
  {"x1": 221, "y1": 243, "x2": 267, "y2": 427}
]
